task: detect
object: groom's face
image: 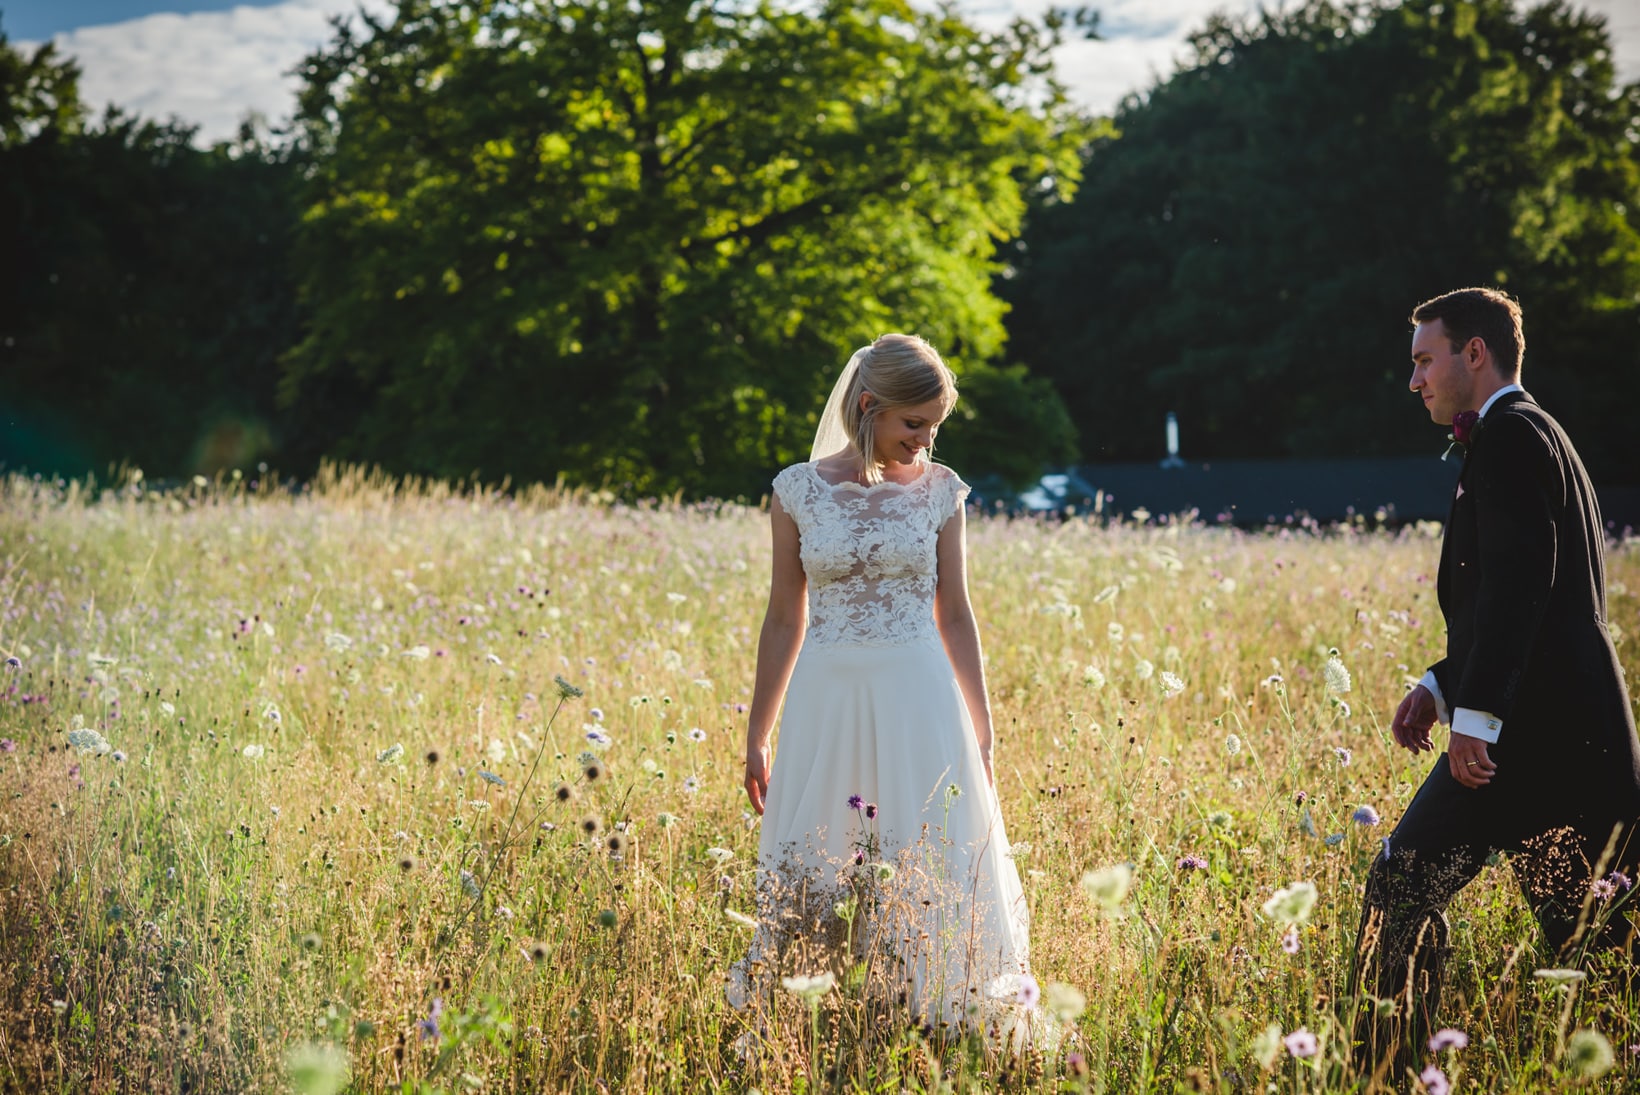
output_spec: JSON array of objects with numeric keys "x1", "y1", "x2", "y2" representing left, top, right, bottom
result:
[{"x1": 1409, "y1": 319, "x2": 1474, "y2": 426}]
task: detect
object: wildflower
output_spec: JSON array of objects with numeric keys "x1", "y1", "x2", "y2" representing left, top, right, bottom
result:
[
  {"x1": 459, "y1": 870, "x2": 481, "y2": 898},
  {"x1": 425, "y1": 750, "x2": 440, "y2": 765},
  {"x1": 705, "y1": 847, "x2": 734, "y2": 863},
  {"x1": 398, "y1": 856, "x2": 415, "y2": 872},
  {"x1": 1324, "y1": 832, "x2": 1346, "y2": 846},
  {"x1": 417, "y1": 998, "x2": 443, "y2": 1042},
  {"x1": 1352, "y1": 805, "x2": 1381, "y2": 826},
  {"x1": 1081, "y1": 863, "x2": 1133, "y2": 909},
  {"x1": 528, "y1": 940, "x2": 549, "y2": 963},
  {"x1": 1083, "y1": 665, "x2": 1106, "y2": 689},
  {"x1": 781, "y1": 972, "x2": 835, "y2": 1005},
  {"x1": 1609, "y1": 870, "x2": 1633, "y2": 891},
  {"x1": 554, "y1": 782, "x2": 575, "y2": 803},
  {"x1": 1066, "y1": 1051, "x2": 1089, "y2": 1078},
  {"x1": 466, "y1": 800, "x2": 492, "y2": 812},
  {"x1": 66, "y1": 728, "x2": 112, "y2": 755},
  {"x1": 579, "y1": 815, "x2": 602, "y2": 836},
  {"x1": 1333, "y1": 747, "x2": 1352, "y2": 767},
  {"x1": 478, "y1": 770, "x2": 505, "y2": 786},
  {"x1": 377, "y1": 743, "x2": 404, "y2": 764},
  {"x1": 285, "y1": 1041, "x2": 351, "y2": 1095},
  {"x1": 111, "y1": 750, "x2": 126, "y2": 763},
  {"x1": 687, "y1": 727, "x2": 707, "y2": 742},
  {"x1": 300, "y1": 931, "x2": 322, "y2": 951},
  {"x1": 1107, "y1": 622, "x2": 1124, "y2": 642},
  {"x1": 324, "y1": 632, "x2": 352, "y2": 652},
  {"x1": 402, "y1": 646, "x2": 430, "y2": 660},
  {"x1": 865, "y1": 802, "x2": 877, "y2": 819},
  {"x1": 496, "y1": 904, "x2": 513, "y2": 920},
  {"x1": 1283, "y1": 1028, "x2": 1318, "y2": 1058},
  {"x1": 1428, "y1": 1029, "x2": 1469, "y2": 1052},
  {"x1": 585, "y1": 729, "x2": 611, "y2": 747},
  {"x1": 1134, "y1": 658, "x2": 1155, "y2": 680},
  {"x1": 1251, "y1": 1023, "x2": 1283, "y2": 1069},
  {"x1": 1281, "y1": 926, "x2": 1300, "y2": 954},
  {"x1": 1015, "y1": 974, "x2": 1041, "y2": 1008},
  {"x1": 1261, "y1": 881, "x2": 1318, "y2": 926},
  {"x1": 1419, "y1": 1064, "x2": 1450, "y2": 1095},
  {"x1": 1225, "y1": 733, "x2": 1242, "y2": 756},
  {"x1": 589, "y1": 707, "x2": 604, "y2": 721},
  {"x1": 1565, "y1": 1029, "x2": 1615, "y2": 1081},
  {"x1": 719, "y1": 874, "x2": 737, "y2": 891},
  {"x1": 3, "y1": 656, "x2": 19, "y2": 669},
  {"x1": 1043, "y1": 982, "x2": 1087, "y2": 1023},
  {"x1": 725, "y1": 908, "x2": 758, "y2": 928},
  {"x1": 605, "y1": 832, "x2": 629, "y2": 857},
  {"x1": 1177, "y1": 854, "x2": 1207, "y2": 871},
  {"x1": 847, "y1": 794, "x2": 865, "y2": 811},
  {"x1": 1591, "y1": 877, "x2": 1618, "y2": 901},
  {"x1": 1533, "y1": 968, "x2": 1586, "y2": 985},
  {"x1": 656, "y1": 812, "x2": 679, "y2": 829},
  {"x1": 1298, "y1": 808, "x2": 1319, "y2": 838},
  {"x1": 1324, "y1": 652, "x2": 1352, "y2": 695},
  {"x1": 485, "y1": 653, "x2": 503, "y2": 666},
  {"x1": 160, "y1": 702, "x2": 176, "y2": 717},
  {"x1": 583, "y1": 760, "x2": 605, "y2": 783},
  {"x1": 682, "y1": 775, "x2": 700, "y2": 793},
  {"x1": 554, "y1": 674, "x2": 583, "y2": 699},
  {"x1": 945, "y1": 782, "x2": 962, "y2": 800},
  {"x1": 1207, "y1": 810, "x2": 1233, "y2": 828},
  {"x1": 238, "y1": 743, "x2": 265, "y2": 759},
  {"x1": 871, "y1": 862, "x2": 895, "y2": 883},
  {"x1": 1294, "y1": 791, "x2": 1308, "y2": 805}
]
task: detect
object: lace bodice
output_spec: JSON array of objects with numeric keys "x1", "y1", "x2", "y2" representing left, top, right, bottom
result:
[{"x1": 772, "y1": 461, "x2": 970, "y2": 648}]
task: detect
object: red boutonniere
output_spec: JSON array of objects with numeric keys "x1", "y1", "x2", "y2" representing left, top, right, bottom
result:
[{"x1": 1443, "y1": 410, "x2": 1481, "y2": 462}]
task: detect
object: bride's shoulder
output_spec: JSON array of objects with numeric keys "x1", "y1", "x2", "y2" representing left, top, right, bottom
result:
[{"x1": 925, "y1": 461, "x2": 967, "y2": 488}]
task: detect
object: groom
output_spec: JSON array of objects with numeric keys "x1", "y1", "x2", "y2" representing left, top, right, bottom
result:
[{"x1": 1350, "y1": 287, "x2": 1640, "y2": 1081}]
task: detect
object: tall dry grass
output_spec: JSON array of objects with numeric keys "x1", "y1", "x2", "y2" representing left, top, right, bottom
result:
[{"x1": 0, "y1": 464, "x2": 1637, "y2": 1093}]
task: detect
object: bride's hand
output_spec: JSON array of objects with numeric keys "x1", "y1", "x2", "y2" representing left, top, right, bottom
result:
[
  {"x1": 745, "y1": 745, "x2": 771, "y2": 816},
  {"x1": 980, "y1": 746, "x2": 994, "y2": 787}
]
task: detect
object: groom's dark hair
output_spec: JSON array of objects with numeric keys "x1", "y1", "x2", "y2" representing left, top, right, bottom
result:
[{"x1": 1409, "y1": 287, "x2": 1525, "y2": 378}]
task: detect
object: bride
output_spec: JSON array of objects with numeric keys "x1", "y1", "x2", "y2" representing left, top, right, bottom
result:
[{"x1": 729, "y1": 333, "x2": 1035, "y2": 1045}]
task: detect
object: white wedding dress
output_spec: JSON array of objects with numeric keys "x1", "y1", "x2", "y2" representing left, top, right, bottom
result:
[{"x1": 729, "y1": 458, "x2": 1034, "y2": 1043}]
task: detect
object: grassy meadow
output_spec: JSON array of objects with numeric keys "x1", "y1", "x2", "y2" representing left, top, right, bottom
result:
[{"x1": 1, "y1": 465, "x2": 1638, "y2": 1094}]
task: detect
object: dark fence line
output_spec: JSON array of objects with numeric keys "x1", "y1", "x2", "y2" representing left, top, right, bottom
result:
[{"x1": 975, "y1": 459, "x2": 1640, "y2": 534}]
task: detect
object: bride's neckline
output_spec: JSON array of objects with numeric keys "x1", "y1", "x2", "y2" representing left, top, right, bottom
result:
[{"x1": 807, "y1": 457, "x2": 932, "y2": 493}]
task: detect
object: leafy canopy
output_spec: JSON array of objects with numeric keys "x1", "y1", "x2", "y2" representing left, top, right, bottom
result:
[{"x1": 281, "y1": 0, "x2": 1086, "y2": 498}]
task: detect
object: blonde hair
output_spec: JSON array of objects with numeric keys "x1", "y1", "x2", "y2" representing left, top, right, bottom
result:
[{"x1": 841, "y1": 334, "x2": 958, "y2": 485}]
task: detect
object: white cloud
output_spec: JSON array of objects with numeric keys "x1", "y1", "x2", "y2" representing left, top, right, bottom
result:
[{"x1": 17, "y1": 0, "x2": 1640, "y2": 144}]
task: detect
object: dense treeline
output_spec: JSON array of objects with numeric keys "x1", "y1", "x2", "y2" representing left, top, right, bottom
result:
[
  {"x1": 3, "y1": 0, "x2": 1638, "y2": 495},
  {"x1": 1005, "y1": 0, "x2": 1640, "y2": 482}
]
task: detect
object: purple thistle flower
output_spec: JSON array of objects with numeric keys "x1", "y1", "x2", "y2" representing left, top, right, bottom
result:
[
  {"x1": 847, "y1": 794, "x2": 865, "y2": 811},
  {"x1": 0, "y1": 739, "x2": 16, "y2": 754},
  {"x1": 417, "y1": 997, "x2": 443, "y2": 1042},
  {"x1": 1419, "y1": 1065, "x2": 1451, "y2": 1095},
  {"x1": 1427, "y1": 1028, "x2": 1469, "y2": 1052},
  {"x1": 1177, "y1": 855, "x2": 1208, "y2": 871},
  {"x1": 1294, "y1": 791, "x2": 1308, "y2": 806},
  {"x1": 1352, "y1": 805, "x2": 1381, "y2": 826},
  {"x1": 1609, "y1": 870, "x2": 1633, "y2": 892},
  {"x1": 865, "y1": 802, "x2": 877, "y2": 819},
  {"x1": 3, "y1": 656, "x2": 20, "y2": 669},
  {"x1": 853, "y1": 849, "x2": 865, "y2": 865}
]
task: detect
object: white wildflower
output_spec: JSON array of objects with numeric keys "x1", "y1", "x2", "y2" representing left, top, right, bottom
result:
[
  {"x1": 1324, "y1": 652, "x2": 1352, "y2": 695},
  {"x1": 1261, "y1": 881, "x2": 1318, "y2": 926}
]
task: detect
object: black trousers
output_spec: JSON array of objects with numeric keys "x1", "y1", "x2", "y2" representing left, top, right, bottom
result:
[{"x1": 1348, "y1": 756, "x2": 1638, "y2": 1083}]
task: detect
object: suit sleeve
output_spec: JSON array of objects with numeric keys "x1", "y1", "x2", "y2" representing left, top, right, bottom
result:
[{"x1": 1452, "y1": 412, "x2": 1561, "y2": 721}]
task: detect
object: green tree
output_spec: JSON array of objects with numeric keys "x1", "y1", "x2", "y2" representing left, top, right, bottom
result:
[
  {"x1": 281, "y1": 0, "x2": 1085, "y2": 498},
  {"x1": 0, "y1": 28, "x2": 299, "y2": 482},
  {"x1": 1005, "y1": 0, "x2": 1640, "y2": 480}
]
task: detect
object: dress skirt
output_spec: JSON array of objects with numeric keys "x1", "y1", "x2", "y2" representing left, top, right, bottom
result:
[{"x1": 735, "y1": 636, "x2": 1033, "y2": 1036}]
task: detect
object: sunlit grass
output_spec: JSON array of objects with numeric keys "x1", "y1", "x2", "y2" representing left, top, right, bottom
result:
[{"x1": 1, "y1": 464, "x2": 1637, "y2": 1093}]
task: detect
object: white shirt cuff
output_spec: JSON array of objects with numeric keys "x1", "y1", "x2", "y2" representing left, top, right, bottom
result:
[
  {"x1": 1418, "y1": 671, "x2": 1450, "y2": 724},
  {"x1": 1452, "y1": 707, "x2": 1503, "y2": 744}
]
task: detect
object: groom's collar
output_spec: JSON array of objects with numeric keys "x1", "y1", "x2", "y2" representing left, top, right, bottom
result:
[{"x1": 1479, "y1": 383, "x2": 1525, "y2": 419}]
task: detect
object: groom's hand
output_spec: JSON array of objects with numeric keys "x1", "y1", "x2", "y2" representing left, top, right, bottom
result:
[
  {"x1": 1391, "y1": 684, "x2": 1438, "y2": 753},
  {"x1": 1448, "y1": 732, "x2": 1497, "y2": 789}
]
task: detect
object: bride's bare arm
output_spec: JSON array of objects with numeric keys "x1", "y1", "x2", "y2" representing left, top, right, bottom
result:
[
  {"x1": 933, "y1": 505, "x2": 994, "y2": 785},
  {"x1": 744, "y1": 494, "x2": 807, "y2": 815}
]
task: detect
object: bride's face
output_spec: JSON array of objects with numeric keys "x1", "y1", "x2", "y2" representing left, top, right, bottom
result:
[{"x1": 868, "y1": 396, "x2": 949, "y2": 466}]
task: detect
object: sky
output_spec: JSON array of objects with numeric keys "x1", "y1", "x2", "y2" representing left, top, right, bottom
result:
[{"x1": 7, "y1": 0, "x2": 1640, "y2": 144}]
